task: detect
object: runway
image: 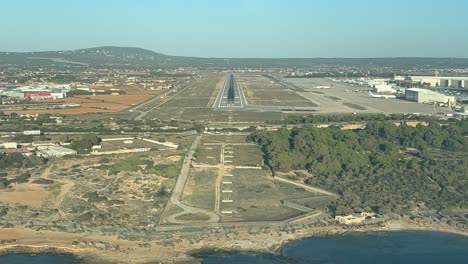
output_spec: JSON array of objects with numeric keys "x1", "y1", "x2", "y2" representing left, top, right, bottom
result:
[{"x1": 213, "y1": 74, "x2": 248, "y2": 110}]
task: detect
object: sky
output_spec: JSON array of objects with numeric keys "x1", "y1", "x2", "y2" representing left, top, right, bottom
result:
[{"x1": 1, "y1": 0, "x2": 468, "y2": 58}]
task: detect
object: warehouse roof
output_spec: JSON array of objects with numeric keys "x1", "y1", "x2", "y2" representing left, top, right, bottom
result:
[{"x1": 409, "y1": 76, "x2": 468, "y2": 80}]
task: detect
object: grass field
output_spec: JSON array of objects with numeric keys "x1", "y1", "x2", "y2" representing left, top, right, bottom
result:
[
  {"x1": 159, "y1": 75, "x2": 223, "y2": 108},
  {"x1": 146, "y1": 108, "x2": 185, "y2": 120},
  {"x1": 194, "y1": 145, "x2": 221, "y2": 165},
  {"x1": 175, "y1": 212, "x2": 210, "y2": 221},
  {"x1": 229, "y1": 145, "x2": 264, "y2": 167},
  {"x1": 220, "y1": 169, "x2": 312, "y2": 222},
  {"x1": 203, "y1": 135, "x2": 248, "y2": 144},
  {"x1": 182, "y1": 168, "x2": 217, "y2": 210},
  {"x1": 240, "y1": 74, "x2": 318, "y2": 107}
]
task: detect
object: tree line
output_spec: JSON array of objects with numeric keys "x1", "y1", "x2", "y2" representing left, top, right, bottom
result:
[
  {"x1": 248, "y1": 121, "x2": 467, "y2": 215},
  {"x1": 269, "y1": 113, "x2": 428, "y2": 125},
  {"x1": 0, "y1": 153, "x2": 47, "y2": 169}
]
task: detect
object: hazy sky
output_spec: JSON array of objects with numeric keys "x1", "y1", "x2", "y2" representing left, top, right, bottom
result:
[{"x1": 2, "y1": 0, "x2": 467, "y2": 58}]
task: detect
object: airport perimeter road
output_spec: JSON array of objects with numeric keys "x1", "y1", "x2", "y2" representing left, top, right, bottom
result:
[
  {"x1": 213, "y1": 74, "x2": 247, "y2": 110},
  {"x1": 170, "y1": 135, "x2": 201, "y2": 205},
  {"x1": 158, "y1": 135, "x2": 220, "y2": 226}
]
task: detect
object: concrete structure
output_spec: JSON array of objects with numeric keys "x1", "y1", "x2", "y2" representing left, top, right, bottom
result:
[
  {"x1": 405, "y1": 88, "x2": 456, "y2": 105},
  {"x1": 1, "y1": 148, "x2": 32, "y2": 156},
  {"x1": 37, "y1": 146, "x2": 77, "y2": 157},
  {"x1": 1, "y1": 142, "x2": 17, "y2": 149},
  {"x1": 366, "y1": 79, "x2": 389, "y2": 86},
  {"x1": 1, "y1": 84, "x2": 73, "y2": 100},
  {"x1": 33, "y1": 141, "x2": 57, "y2": 150},
  {"x1": 406, "y1": 76, "x2": 468, "y2": 88},
  {"x1": 91, "y1": 148, "x2": 150, "y2": 155},
  {"x1": 23, "y1": 130, "x2": 41, "y2": 136},
  {"x1": 373, "y1": 84, "x2": 395, "y2": 93},
  {"x1": 335, "y1": 212, "x2": 375, "y2": 225},
  {"x1": 24, "y1": 92, "x2": 52, "y2": 100},
  {"x1": 51, "y1": 92, "x2": 65, "y2": 99}
]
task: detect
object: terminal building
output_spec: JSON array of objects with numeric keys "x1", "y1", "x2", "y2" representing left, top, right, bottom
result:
[
  {"x1": 405, "y1": 76, "x2": 468, "y2": 88},
  {"x1": 405, "y1": 88, "x2": 456, "y2": 105}
]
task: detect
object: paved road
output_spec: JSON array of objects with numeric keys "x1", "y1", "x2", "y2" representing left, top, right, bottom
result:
[{"x1": 160, "y1": 135, "x2": 220, "y2": 225}]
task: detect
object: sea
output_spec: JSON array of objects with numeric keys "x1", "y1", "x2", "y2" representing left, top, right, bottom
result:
[
  {"x1": 203, "y1": 231, "x2": 468, "y2": 264},
  {"x1": 0, "y1": 254, "x2": 78, "y2": 264},
  {"x1": 1, "y1": 231, "x2": 467, "y2": 264}
]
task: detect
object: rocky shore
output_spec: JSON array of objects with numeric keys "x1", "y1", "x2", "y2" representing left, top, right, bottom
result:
[{"x1": 0, "y1": 219, "x2": 467, "y2": 264}]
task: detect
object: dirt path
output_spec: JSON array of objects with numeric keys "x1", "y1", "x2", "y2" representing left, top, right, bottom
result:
[
  {"x1": 42, "y1": 164, "x2": 75, "y2": 217},
  {"x1": 41, "y1": 164, "x2": 54, "y2": 180},
  {"x1": 52, "y1": 181, "x2": 74, "y2": 209}
]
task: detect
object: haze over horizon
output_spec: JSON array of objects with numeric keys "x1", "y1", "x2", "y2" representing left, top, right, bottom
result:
[{"x1": 1, "y1": 0, "x2": 468, "y2": 58}]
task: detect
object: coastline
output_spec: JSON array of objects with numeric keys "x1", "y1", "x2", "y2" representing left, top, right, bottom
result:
[{"x1": 0, "y1": 220, "x2": 467, "y2": 264}]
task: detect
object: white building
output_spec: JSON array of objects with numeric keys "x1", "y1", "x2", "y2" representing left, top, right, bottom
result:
[
  {"x1": 37, "y1": 146, "x2": 77, "y2": 157},
  {"x1": 407, "y1": 76, "x2": 468, "y2": 88},
  {"x1": 405, "y1": 88, "x2": 456, "y2": 105},
  {"x1": 373, "y1": 84, "x2": 395, "y2": 93},
  {"x1": 23, "y1": 130, "x2": 41, "y2": 136},
  {"x1": 366, "y1": 79, "x2": 389, "y2": 86},
  {"x1": 51, "y1": 92, "x2": 65, "y2": 99},
  {"x1": 1, "y1": 142, "x2": 17, "y2": 149}
]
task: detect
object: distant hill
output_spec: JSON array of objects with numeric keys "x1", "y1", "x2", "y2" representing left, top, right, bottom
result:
[
  {"x1": 1, "y1": 46, "x2": 468, "y2": 69},
  {"x1": 0, "y1": 46, "x2": 170, "y2": 67}
]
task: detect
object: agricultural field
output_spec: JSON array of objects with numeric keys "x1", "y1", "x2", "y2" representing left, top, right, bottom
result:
[
  {"x1": 5, "y1": 86, "x2": 163, "y2": 115},
  {"x1": 239, "y1": 74, "x2": 317, "y2": 107}
]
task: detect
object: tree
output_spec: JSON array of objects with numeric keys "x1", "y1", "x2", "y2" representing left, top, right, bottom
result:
[
  {"x1": 70, "y1": 134, "x2": 101, "y2": 154},
  {"x1": 250, "y1": 119, "x2": 468, "y2": 215}
]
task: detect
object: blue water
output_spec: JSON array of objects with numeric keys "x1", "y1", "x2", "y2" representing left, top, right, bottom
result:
[
  {"x1": 0, "y1": 254, "x2": 78, "y2": 264},
  {"x1": 1, "y1": 232, "x2": 467, "y2": 264},
  {"x1": 203, "y1": 231, "x2": 468, "y2": 264}
]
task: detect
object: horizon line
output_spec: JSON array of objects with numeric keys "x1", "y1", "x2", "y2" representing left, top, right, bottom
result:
[{"x1": 1, "y1": 46, "x2": 468, "y2": 60}]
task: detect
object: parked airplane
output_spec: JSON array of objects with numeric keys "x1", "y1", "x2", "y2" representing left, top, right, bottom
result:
[
  {"x1": 369, "y1": 91, "x2": 397, "y2": 99},
  {"x1": 314, "y1": 85, "x2": 333, "y2": 89}
]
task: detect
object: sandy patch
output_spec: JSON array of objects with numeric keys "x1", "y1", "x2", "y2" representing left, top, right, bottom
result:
[{"x1": 0, "y1": 184, "x2": 51, "y2": 209}]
